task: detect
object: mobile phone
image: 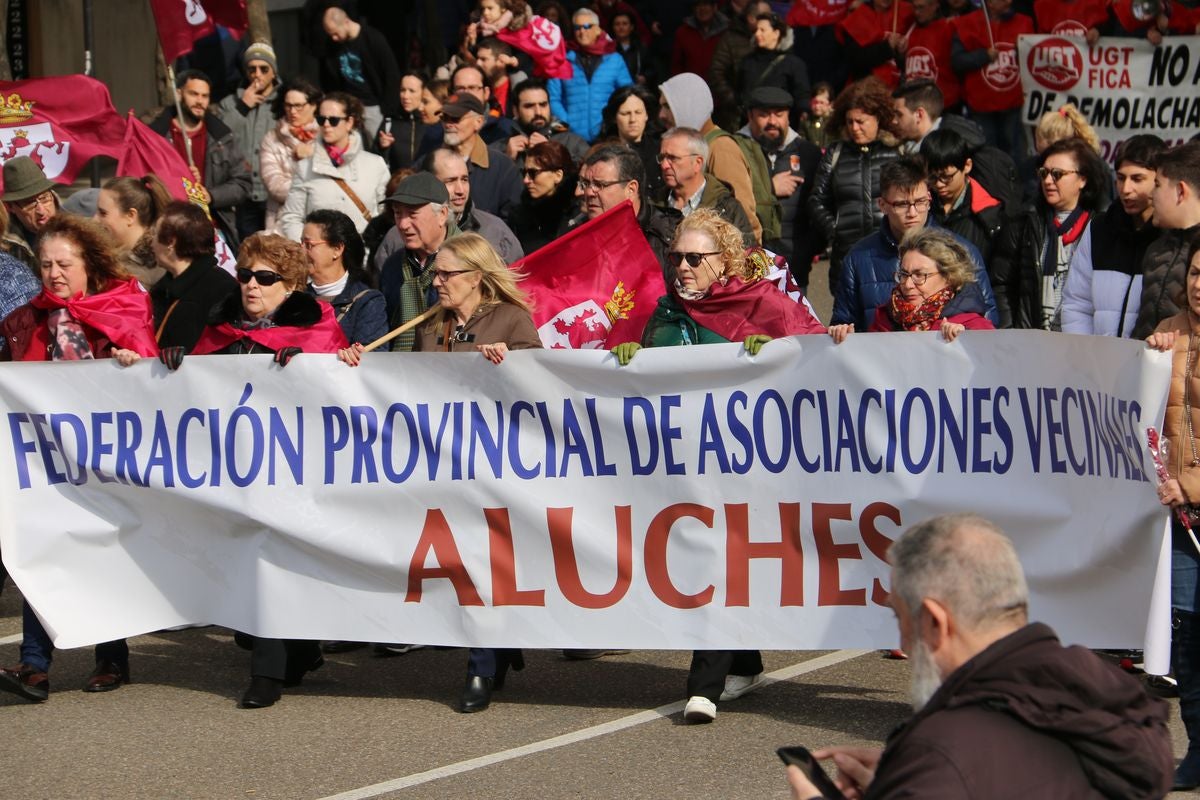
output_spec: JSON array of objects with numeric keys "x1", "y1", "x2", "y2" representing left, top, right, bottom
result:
[
  {"x1": 777, "y1": 746, "x2": 846, "y2": 800},
  {"x1": 382, "y1": 117, "x2": 393, "y2": 134}
]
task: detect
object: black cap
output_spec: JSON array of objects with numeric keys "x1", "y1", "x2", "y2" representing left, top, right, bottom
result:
[
  {"x1": 386, "y1": 172, "x2": 449, "y2": 206},
  {"x1": 747, "y1": 87, "x2": 794, "y2": 110},
  {"x1": 441, "y1": 92, "x2": 488, "y2": 119}
]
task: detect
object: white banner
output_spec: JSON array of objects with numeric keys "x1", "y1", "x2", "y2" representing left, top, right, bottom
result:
[
  {"x1": 0, "y1": 333, "x2": 1172, "y2": 650},
  {"x1": 1019, "y1": 34, "x2": 1200, "y2": 161}
]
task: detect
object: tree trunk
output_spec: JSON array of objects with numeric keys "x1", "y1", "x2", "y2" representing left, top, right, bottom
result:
[
  {"x1": 0, "y1": 0, "x2": 12, "y2": 81},
  {"x1": 245, "y1": 0, "x2": 271, "y2": 46}
]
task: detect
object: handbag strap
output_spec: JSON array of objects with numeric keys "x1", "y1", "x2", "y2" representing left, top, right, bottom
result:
[
  {"x1": 154, "y1": 299, "x2": 181, "y2": 343},
  {"x1": 332, "y1": 177, "x2": 370, "y2": 219},
  {"x1": 335, "y1": 290, "x2": 371, "y2": 323}
]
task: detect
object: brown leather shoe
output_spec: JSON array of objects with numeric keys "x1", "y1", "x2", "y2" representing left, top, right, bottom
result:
[
  {"x1": 83, "y1": 660, "x2": 129, "y2": 693},
  {"x1": 0, "y1": 663, "x2": 49, "y2": 702}
]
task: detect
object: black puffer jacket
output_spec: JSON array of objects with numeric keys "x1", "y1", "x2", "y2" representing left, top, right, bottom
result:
[
  {"x1": 807, "y1": 137, "x2": 900, "y2": 280},
  {"x1": 736, "y1": 28, "x2": 811, "y2": 116},
  {"x1": 1132, "y1": 223, "x2": 1200, "y2": 340},
  {"x1": 990, "y1": 206, "x2": 1049, "y2": 330},
  {"x1": 377, "y1": 108, "x2": 425, "y2": 172}
]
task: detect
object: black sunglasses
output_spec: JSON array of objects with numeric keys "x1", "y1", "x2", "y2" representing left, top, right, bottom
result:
[
  {"x1": 521, "y1": 166, "x2": 550, "y2": 179},
  {"x1": 316, "y1": 115, "x2": 346, "y2": 127},
  {"x1": 667, "y1": 251, "x2": 721, "y2": 268},
  {"x1": 236, "y1": 267, "x2": 286, "y2": 286}
]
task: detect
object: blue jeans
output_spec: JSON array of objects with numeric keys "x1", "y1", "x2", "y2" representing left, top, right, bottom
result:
[
  {"x1": 19, "y1": 600, "x2": 127, "y2": 672},
  {"x1": 1175, "y1": 519, "x2": 1200, "y2": 613}
]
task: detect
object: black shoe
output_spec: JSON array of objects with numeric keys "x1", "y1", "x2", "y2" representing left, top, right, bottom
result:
[
  {"x1": 0, "y1": 663, "x2": 49, "y2": 703},
  {"x1": 321, "y1": 641, "x2": 366, "y2": 654},
  {"x1": 494, "y1": 649, "x2": 525, "y2": 691},
  {"x1": 283, "y1": 654, "x2": 324, "y2": 688},
  {"x1": 240, "y1": 676, "x2": 282, "y2": 709},
  {"x1": 459, "y1": 675, "x2": 493, "y2": 713}
]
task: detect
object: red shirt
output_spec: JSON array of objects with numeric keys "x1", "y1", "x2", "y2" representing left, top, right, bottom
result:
[
  {"x1": 953, "y1": 10, "x2": 1034, "y2": 112},
  {"x1": 838, "y1": 1, "x2": 916, "y2": 87},
  {"x1": 905, "y1": 18, "x2": 960, "y2": 107},
  {"x1": 169, "y1": 119, "x2": 207, "y2": 180},
  {"x1": 787, "y1": 0, "x2": 852, "y2": 27},
  {"x1": 1033, "y1": 0, "x2": 1109, "y2": 35}
]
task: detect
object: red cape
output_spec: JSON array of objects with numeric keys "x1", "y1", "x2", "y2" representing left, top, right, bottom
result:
[
  {"x1": 27, "y1": 278, "x2": 159, "y2": 358},
  {"x1": 676, "y1": 275, "x2": 827, "y2": 342},
  {"x1": 191, "y1": 301, "x2": 348, "y2": 355}
]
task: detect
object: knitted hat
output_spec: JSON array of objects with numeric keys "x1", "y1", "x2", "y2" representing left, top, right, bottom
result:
[
  {"x1": 1, "y1": 156, "x2": 55, "y2": 203},
  {"x1": 243, "y1": 42, "x2": 278, "y2": 75}
]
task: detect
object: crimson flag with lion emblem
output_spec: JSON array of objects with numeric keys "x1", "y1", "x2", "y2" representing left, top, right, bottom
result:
[
  {"x1": 150, "y1": 0, "x2": 248, "y2": 64},
  {"x1": 514, "y1": 201, "x2": 664, "y2": 350},
  {"x1": 0, "y1": 76, "x2": 126, "y2": 193}
]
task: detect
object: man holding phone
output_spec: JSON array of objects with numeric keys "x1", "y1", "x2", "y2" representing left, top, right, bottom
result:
[{"x1": 785, "y1": 514, "x2": 1173, "y2": 800}]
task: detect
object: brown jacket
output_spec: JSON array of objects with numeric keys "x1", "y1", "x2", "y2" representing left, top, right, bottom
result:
[
  {"x1": 1155, "y1": 310, "x2": 1200, "y2": 503},
  {"x1": 414, "y1": 301, "x2": 542, "y2": 353},
  {"x1": 700, "y1": 119, "x2": 762, "y2": 244}
]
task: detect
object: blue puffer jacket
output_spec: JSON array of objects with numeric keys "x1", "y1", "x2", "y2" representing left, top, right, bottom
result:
[
  {"x1": 832, "y1": 220, "x2": 1000, "y2": 331},
  {"x1": 548, "y1": 50, "x2": 633, "y2": 142}
]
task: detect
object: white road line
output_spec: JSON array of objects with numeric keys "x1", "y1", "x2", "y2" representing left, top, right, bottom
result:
[
  {"x1": 318, "y1": 649, "x2": 871, "y2": 800},
  {"x1": 0, "y1": 633, "x2": 21, "y2": 646}
]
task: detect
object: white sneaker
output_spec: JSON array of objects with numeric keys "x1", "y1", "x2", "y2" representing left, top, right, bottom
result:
[
  {"x1": 720, "y1": 673, "x2": 765, "y2": 702},
  {"x1": 683, "y1": 695, "x2": 717, "y2": 723}
]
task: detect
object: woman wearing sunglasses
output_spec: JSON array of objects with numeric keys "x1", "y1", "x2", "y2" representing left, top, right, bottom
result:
[
  {"x1": 991, "y1": 137, "x2": 1107, "y2": 329},
  {"x1": 277, "y1": 91, "x2": 390, "y2": 241},
  {"x1": 506, "y1": 140, "x2": 579, "y2": 253},
  {"x1": 0, "y1": 215, "x2": 158, "y2": 704},
  {"x1": 610, "y1": 209, "x2": 824, "y2": 723}
]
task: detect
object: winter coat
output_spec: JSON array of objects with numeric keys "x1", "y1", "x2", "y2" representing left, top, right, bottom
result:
[
  {"x1": 413, "y1": 301, "x2": 542, "y2": 353},
  {"x1": 193, "y1": 290, "x2": 348, "y2": 356},
  {"x1": 150, "y1": 255, "x2": 240, "y2": 351},
  {"x1": 0, "y1": 252, "x2": 39, "y2": 355},
  {"x1": 867, "y1": 281, "x2": 995, "y2": 331},
  {"x1": 458, "y1": 135, "x2": 524, "y2": 221},
  {"x1": 640, "y1": 203, "x2": 682, "y2": 283},
  {"x1": 1132, "y1": 224, "x2": 1200, "y2": 340},
  {"x1": 670, "y1": 12, "x2": 730, "y2": 79},
  {"x1": 708, "y1": 13, "x2": 757, "y2": 129},
  {"x1": 377, "y1": 107, "x2": 425, "y2": 172},
  {"x1": 307, "y1": 278, "x2": 387, "y2": 346},
  {"x1": 741, "y1": 126, "x2": 822, "y2": 265},
  {"x1": 992, "y1": 205, "x2": 1098, "y2": 330},
  {"x1": 807, "y1": 137, "x2": 901, "y2": 278},
  {"x1": 864, "y1": 623, "x2": 1173, "y2": 800},
  {"x1": 507, "y1": 180, "x2": 578, "y2": 255},
  {"x1": 458, "y1": 202, "x2": 525, "y2": 265},
  {"x1": 148, "y1": 109, "x2": 252, "y2": 248},
  {"x1": 689, "y1": 178, "x2": 756, "y2": 248},
  {"x1": 1061, "y1": 203, "x2": 1160, "y2": 337},
  {"x1": 641, "y1": 278, "x2": 826, "y2": 348},
  {"x1": 217, "y1": 82, "x2": 282, "y2": 203},
  {"x1": 548, "y1": 50, "x2": 633, "y2": 142},
  {"x1": 277, "y1": 132, "x2": 390, "y2": 240},
  {"x1": 119, "y1": 235, "x2": 166, "y2": 289},
  {"x1": 736, "y1": 29, "x2": 811, "y2": 114},
  {"x1": 833, "y1": 220, "x2": 998, "y2": 330},
  {"x1": 930, "y1": 178, "x2": 1007, "y2": 270},
  {"x1": 259, "y1": 120, "x2": 320, "y2": 233},
  {"x1": 1, "y1": 279, "x2": 158, "y2": 362},
  {"x1": 642, "y1": 292, "x2": 734, "y2": 347},
  {"x1": 615, "y1": 38, "x2": 657, "y2": 87},
  {"x1": 1159, "y1": 310, "x2": 1200, "y2": 502}
]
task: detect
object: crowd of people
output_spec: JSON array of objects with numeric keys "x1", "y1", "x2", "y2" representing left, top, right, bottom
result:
[{"x1": 3, "y1": 0, "x2": 1200, "y2": 794}]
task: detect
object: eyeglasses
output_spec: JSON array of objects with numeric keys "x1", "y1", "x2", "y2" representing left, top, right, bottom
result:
[
  {"x1": 894, "y1": 269, "x2": 938, "y2": 285},
  {"x1": 930, "y1": 169, "x2": 960, "y2": 185},
  {"x1": 1037, "y1": 167, "x2": 1079, "y2": 182},
  {"x1": 573, "y1": 22, "x2": 596, "y2": 30},
  {"x1": 283, "y1": 101, "x2": 311, "y2": 111},
  {"x1": 248, "y1": 64, "x2": 273, "y2": 74},
  {"x1": 236, "y1": 267, "x2": 287, "y2": 286},
  {"x1": 300, "y1": 239, "x2": 327, "y2": 251},
  {"x1": 453, "y1": 84, "x2": 484, "y2": 94},
  {"x1": 578, "y1": 178, "x2": 627, "y2": 191},
  {"x1": 656, "y1": 152, "x2": 692, "y2": 164},
  {"x1": 522, "y1": 167, "x2": 550, "y2": 179},
  {"x1": 884, "y1": 196, "x2": 932, "y2": 213},
  {"x1": 15, "y1": 191, "x2": 54, "y2": 214},
  {"x1": 433, "y1": 268, "x2": 473, "y2": 282},
  {"x1": 667, "y1": 251, "x2": 721, "y2": 268},
  {"x1": 316, "y1": 115, "x2": 346, "y2": 127}
]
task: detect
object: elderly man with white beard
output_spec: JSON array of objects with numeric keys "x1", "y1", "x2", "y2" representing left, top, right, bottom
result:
[{"x1": 786, "y1": 513, "x2": 1173, "y2": 800}]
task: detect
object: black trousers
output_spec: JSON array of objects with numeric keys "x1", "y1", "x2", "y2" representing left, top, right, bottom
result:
[
  {"x1": 249, "y1": 637, "x2": 321, "y2": 681},
  {"x1": 467, "y1": 647, "x2": 522, "y2": 678},
  {"x1": 687, "y1": 650, "x2": 763, "y2": 703}
]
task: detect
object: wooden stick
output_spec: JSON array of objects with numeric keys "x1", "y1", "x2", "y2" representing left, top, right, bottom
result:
[
  {"x1": 166, "y1": 65, "x2": 196, "y2": 170},
  {"x1": 892, "y1": 0, "x2": 899, "y2": 32},
  {"x1": 361, "y1": 305, "x2": 442, "y2": 352},
  {"x1": 980, "y1": 0, "x2": 996, "y2": 49}
]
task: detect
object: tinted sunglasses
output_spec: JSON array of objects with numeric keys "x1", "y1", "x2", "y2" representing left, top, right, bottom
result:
[
  {"x1": 573, "y1": 22, "x2": 596, "y2": 30},
  {"x1": 667, "y1": 251, "x2": 720, "y2": 268},
  {"x1": 236, "y1": 267, "x2": 286, "y2": 286},
  {"x1": 316, "y1": 115, "x2": 345, "y2": 127}
]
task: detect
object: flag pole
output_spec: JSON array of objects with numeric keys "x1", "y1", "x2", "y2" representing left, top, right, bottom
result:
[
  {"x1": 980, "y1": 0, "x2": 996, "y2": 49},
  {"x1": 165, "y1": 64, "x2": 196, "y2": 170},
  {"x1": 362, "y1": 306, "x2": 443, "y2": 352},
  {"x1": 84, "y1": 0, "x2": 102, "y2": 188}
]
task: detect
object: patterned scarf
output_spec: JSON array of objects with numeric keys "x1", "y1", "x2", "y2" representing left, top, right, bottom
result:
[
  {"x1": 1042, "y1": 207, "x2": 1089, "y2": 276},
  {"x1": 290, "y1": 125, "x2": 317, "y2": 143},
  {"x1": 391, "y1": 252, "x2": 437, "y2": 352},
  {"x1": 325, "y1": 142, "x2": 349, "y2": 167},
  {"x1": 47, "y1": 307, "x2": 95, "y2": 360},
  {"x1": 888, "y1": 286, "x2": 955, "y2": 331}
]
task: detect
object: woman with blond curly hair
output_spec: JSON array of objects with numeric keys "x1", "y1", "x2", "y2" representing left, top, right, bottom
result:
[{"x1": 807, "y1": 76, "x2": 901, "y2": 289}]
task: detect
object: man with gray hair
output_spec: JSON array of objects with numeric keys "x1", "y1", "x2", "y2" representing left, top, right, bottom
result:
[
  {"x1": 428, "y1": 147, "x2": 523, "y2": 264},
  {"x1": 658, "y1": 127, "x2": 755, "y2": 246},
  {"x1": 787, "y1": 513, "x2": 1173, "y2": 800}
]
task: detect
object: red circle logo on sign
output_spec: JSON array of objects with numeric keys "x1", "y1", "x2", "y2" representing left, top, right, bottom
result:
[{"x1": 1027, "y1": 37, "x2": 1083, "y2": 91}]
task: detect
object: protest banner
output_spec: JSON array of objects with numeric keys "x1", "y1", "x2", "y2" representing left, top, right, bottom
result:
[
  {"x1": 0, "y1": 333, "x2": 1171, "y2": 652},
  {"x1": 1020, "y1": 34, "x2": 1200, "y2": 161}
]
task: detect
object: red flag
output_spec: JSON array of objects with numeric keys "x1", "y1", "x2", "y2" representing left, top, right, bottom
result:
[
  {"x1": 150, "y1": 0, "x2": 249, "y2": 64},
  {"x1": 0, "y1": 75, "x2": 126, "y2": 193},
  {"x1": 118, "y1": 114, "x2": 196, "y2": 202},
  {"x1": 497, "y1": 16, "x2": 574, "y2": 79},
  {"x1": 513, "y1": 201, "x2": 663, "y2": 349}
]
